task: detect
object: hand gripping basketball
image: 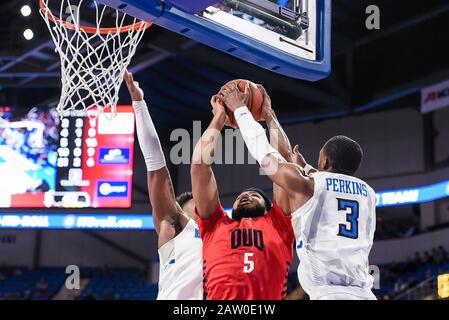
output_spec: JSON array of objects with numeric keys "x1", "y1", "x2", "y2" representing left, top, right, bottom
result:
[{"x1": 218, "y1": 79, "x2": 264, "y2": 127}]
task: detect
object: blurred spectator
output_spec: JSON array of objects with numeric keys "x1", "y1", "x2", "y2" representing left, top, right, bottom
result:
[
  {"x1": 21, "y1": 288, "x2": 32, "y2": 300},
  {"x1": 403, "y1": 257, "x2": 415, "y2": 273},
  {"x1": 83, "y1": 290, "x2": 97, "y2": 300},
  {"x1": 13, "y1": 267, "x2": 22, "y2": 277},
  {"x1": 440, "y1": 246, "x2": 448, "y2": 258},
  {"x1": 100, "y1": 289, "x2": 113, "y2": 300},
  {"x1": 424, "y1": 269, "x2": 432, "y2": 280},
  {"x1": 375, "y1": 216, "x2": 418, "y2": 240},
  {"x1": 414, "y1": 252, "x2": 422, "y2": 266},
  {"x1": 408, "y1": 277, "x2": 418, "y2": 288},
  {"x1": 436, "y1": 246, "x2": 448, "y2": 263},
  {"x1": 423, "y1": 251, "x2": 431, "y2": 264},
  {"x1": 368, "y1": 246, "x2": 449, "y2": 299},
  {"x1": 394, "y1": 278, "x2": 408, "y2": 295},
  {"x1": 35, "y1": 277, "x2": 49, "y2": 297}
]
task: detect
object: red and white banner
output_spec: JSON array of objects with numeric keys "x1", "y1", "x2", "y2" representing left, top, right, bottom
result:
[{"x1": 421, "y1": 79, "x2": 449, "y2": 114}]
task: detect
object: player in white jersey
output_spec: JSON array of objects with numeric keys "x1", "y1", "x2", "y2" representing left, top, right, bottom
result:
[
  {"x1": 124, "y1": 71, "x2": 202, "y2": 300},
  {"x1": 219, "y1": 85, "x2": 376, "y2": 300},
  {"x1": 292, "y1": 169, "x2": 376, "y2": 300}
]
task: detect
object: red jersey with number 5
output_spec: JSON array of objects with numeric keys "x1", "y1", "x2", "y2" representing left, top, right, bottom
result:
[{"x1": 196, "y1": 201, "x2": 294, "y2": 300}]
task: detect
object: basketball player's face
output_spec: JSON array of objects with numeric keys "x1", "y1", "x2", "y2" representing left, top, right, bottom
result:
[{"x1": 232, "y1": 191, "x2": 266, "y2": 220}]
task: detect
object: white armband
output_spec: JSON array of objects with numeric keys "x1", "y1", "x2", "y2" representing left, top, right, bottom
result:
[
  {"x1": 133, "y1": 100, "x2": 166, "y2": 171},
  {"x1": 303, "y1": 164, "x2": 315, "y2": 175},
  {"x1": 234, "y1": 106, "x2": 283, "y2": 164}
]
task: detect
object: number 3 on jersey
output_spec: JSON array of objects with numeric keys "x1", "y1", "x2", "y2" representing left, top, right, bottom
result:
[
  {"x1": 337, "y1": 198, "x2": 359, "y2": 239},
  {"x1": 243, "y1": 252, "x2": 254, "y2": 273}
]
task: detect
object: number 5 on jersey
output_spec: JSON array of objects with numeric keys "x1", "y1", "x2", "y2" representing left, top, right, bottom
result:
[{"x1": 243, "y1": 252, "x2": 255, "y2": 273}]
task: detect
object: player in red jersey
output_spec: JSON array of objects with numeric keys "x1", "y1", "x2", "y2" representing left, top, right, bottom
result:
[{"x1": 191, "y1": 86, "x2": 295, "y2": 300}]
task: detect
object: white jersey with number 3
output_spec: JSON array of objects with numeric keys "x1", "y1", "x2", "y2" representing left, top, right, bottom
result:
[
  {"x1": 157, "y1": 218, "x2": 203, "y2": 300},
  {"x1": 292, "y1": 171, "x2": 377, "y2": 300}
]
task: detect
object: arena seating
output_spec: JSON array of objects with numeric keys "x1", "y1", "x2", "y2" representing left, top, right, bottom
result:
[
  {"x1": 285, "y1": 246, "x2": 449, "y2": 300},
  {"x1": 77, "y1": 268, "x2": 158, "y2": 300},
  {"x1": 2, "y1": 262, "x2": 447, "y2": 300},
  {"x1": 0, "y1": 267, "x2": 66, "y2": 300},
  {"x1": 375, "y1": 261, "x2": 449, "y2": 299},
  {"x1": 0, "y1": 267, "x2": 158, "y2": 300}
]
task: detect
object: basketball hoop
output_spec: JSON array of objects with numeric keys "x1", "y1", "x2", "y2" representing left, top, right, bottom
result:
[{"x1": 39, "y1": 0, "x2": 152, "y2": 119}]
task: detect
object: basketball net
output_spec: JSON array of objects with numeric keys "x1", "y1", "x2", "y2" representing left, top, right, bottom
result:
[{"x1": 39, "y1": 0, "x2": 151, "y2": 119}]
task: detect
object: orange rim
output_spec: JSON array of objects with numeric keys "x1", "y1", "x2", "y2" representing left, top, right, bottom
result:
[{"x1": 39, "y1": 0, "x2": 152, "y2": 34}]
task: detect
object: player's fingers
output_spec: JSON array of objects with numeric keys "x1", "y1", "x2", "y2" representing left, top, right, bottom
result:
[
  {"x1": 125, "y1": 70, "x2": 132, "y2": 81},
  {"x1": 124, "y1": 70, "x2": 131, "y2": 84},
  {"x1": 214, "y1": 96, "x2": 222, "y2": 107},
  {"x1": 256, "y1": 84, "x2": 266, "y2": 94},
  {"x1": 244, "y1": 82, "x2": 250, "y2": 95},
  {"x1": 222, "y1": 85, "x2": 231, "y2": 93},
  {"x1": 293, "y1": 144, "x2": 299, "y2": 154},
  {"x1": 218, "y1": 87, "x2": 226, "y2": 97}
]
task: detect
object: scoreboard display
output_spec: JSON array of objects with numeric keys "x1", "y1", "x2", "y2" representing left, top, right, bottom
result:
[{"x1": 0, "y1": 105, "x2": 135, "y2": 208}]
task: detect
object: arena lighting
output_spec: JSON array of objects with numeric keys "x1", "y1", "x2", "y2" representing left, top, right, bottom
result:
[
  {"x1": 0, "y1": 181, "x2": 448, "y2": 230},
  {"x1": 0, "y1": 214, "x2": 154, "y2": 230},
  {"x1": 375, "y1": 179, "x2": 449, "y2": 208},
  {"x1": 20, "y1": 4, "x2": 32, "y2": 17},
  {"x1": 23, "y1": 28, "x2": 34, "y2": 40}
]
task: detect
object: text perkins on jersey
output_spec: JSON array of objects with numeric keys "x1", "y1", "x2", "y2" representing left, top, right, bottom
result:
[{"x1": 325, "y1": 178, "x2": 368, "y2": 197}]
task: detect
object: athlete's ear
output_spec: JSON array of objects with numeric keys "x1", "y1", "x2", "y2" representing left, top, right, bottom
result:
[
  {"x1": 323, "y1": 156, "x2": 331, "y2": 171},
  {"x1": 318, "y1": 150, "x2": 331, "y2": 171}
]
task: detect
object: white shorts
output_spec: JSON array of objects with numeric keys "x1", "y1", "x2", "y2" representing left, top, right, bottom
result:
[{"x1": 316, "y1": 293, "x2": 377, "y2": 300}]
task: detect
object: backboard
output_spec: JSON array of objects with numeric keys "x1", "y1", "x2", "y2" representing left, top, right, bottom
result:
[{"x1": 99, "y1": 0, "x2": 331, "y2": 81}]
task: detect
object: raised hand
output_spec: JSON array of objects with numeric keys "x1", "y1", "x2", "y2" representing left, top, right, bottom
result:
[
  {"x1": 218, "y1": 82, "x2": 250, "y2": 112},
  {"x1": 210, "y1": 95, "x2": 226, "y2": 117},
  {"x1": 124, "y1": 69, "x2": 144, "y2": 101},
  {"x1": 210, "y1": 95, "x2": 237, "y2": 129},
  {"x1": 293, "y1": 144, "x2": 307, "y2": 167}
]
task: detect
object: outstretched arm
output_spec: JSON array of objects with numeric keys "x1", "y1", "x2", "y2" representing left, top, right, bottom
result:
[
  {"x1": 220, "y1": 85, "x2": 313, "y2": 211},
  {"x1": 191, "y1": 96, "x2": 229, "y2": 219},
  {"x1": 124, "y1": 71, "x2": 187, "y2": 248},
  {"x1": 258, "y1": 85, "x2": 293, "y2": 214},
  {"x1": 258, "y1": 85, "x2": 316, "y2": 177}
]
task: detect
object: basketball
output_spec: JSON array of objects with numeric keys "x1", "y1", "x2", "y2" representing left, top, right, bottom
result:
[{"x1": 221, "y1": 79, "x2": 264, "y2": 127}]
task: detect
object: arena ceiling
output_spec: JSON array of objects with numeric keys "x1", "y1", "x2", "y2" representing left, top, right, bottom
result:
[{"x1": 1, "y1": 0, "x2": 449, "y2": 139}]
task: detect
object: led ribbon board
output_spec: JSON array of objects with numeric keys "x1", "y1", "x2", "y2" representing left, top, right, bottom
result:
[
  {"x1": 375, "y1": 180, "x2": 449, "y2": 208},
  {"x1": 0, "y1": 214, "x2": 154, "y2": 230},
  {"x1": 1, "y1": 177, "x2": 448, "y2": 230},
  {"x1": 99, "y1": 0, "x2": 331, "y2": 81}
]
